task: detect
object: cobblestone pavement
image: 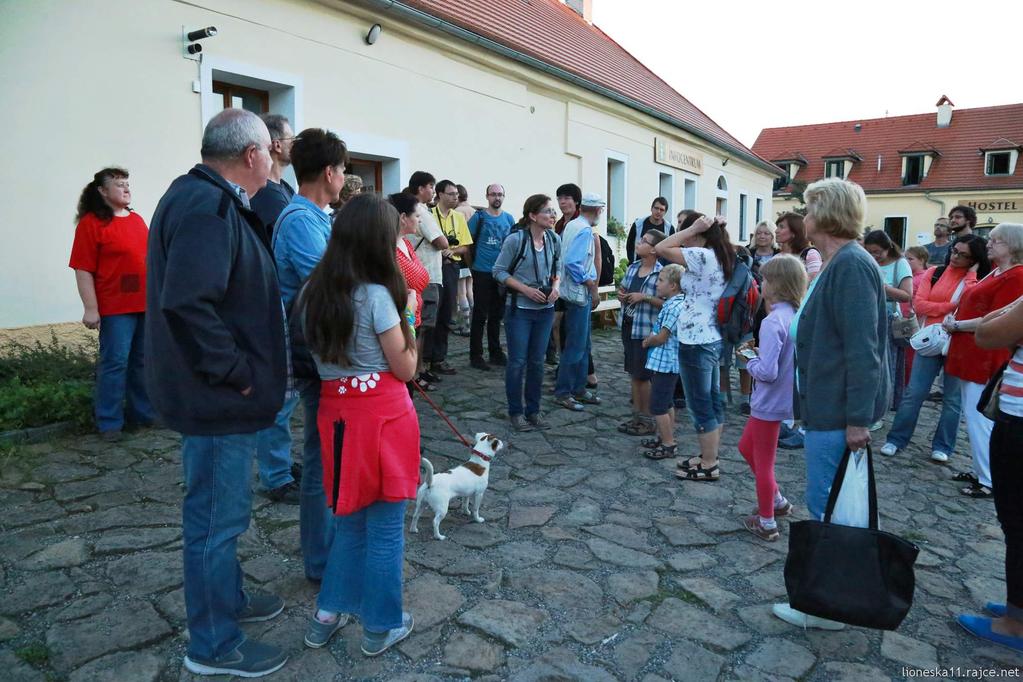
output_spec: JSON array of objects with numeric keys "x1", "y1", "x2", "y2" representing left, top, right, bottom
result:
[{"x1": 1, "y1": 330, "x2": 1021, "y2": 681}]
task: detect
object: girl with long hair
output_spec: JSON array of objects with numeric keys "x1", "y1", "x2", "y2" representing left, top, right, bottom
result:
[
  {"x1": 68, "y1": 167, "x2": 155, "y2": 439},
  {"x1": 299, "y1": 193, "x2": 419, "y2": 655},
  {"x1": 655, "y1": 212, "x2": 734, "y2": 481}
]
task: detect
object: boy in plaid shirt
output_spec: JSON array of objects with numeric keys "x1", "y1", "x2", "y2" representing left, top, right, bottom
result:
[{"x1": 640, "y1": 264, "x2": 685, "y2": 459}]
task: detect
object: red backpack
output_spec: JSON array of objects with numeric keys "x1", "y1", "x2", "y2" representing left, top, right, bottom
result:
[{"x1": 716, "y1": 260, "x2": 760, "y2": 344}]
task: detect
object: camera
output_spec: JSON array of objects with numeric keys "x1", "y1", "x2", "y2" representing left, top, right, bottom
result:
[
  {"x1": 538, "y1": 284, "x2": 553, "y2": 300},
  {"x1": 447, "y1": 236, "x2": 460, "y2": 246}
]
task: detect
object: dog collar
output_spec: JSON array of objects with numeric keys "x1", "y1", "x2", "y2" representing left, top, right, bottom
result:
[{"x1": 471, "y1": 449, "x2": 493, "y2": 462}]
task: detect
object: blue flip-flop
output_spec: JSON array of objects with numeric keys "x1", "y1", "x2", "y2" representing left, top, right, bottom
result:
[
  {"x1": 985, "y1": 602, "x2": 1008, "y2": 618},
  {"x1": 957, "y1": 614, "x2": 1023, "y2": 652}
]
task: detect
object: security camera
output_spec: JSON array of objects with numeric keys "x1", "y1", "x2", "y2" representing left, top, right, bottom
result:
[{"x1": 187, "y1": 27, "x2": 218, "y2": 41}]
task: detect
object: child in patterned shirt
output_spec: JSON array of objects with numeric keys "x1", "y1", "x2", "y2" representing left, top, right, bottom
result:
[{"x1": 640, "y1": 264, "x2": 686, "y2": 459}]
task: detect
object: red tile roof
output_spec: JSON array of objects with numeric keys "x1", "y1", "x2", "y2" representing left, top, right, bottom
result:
[
  {"x1": 752, "y1": 103, "x2": 1023, "y2": 193},
  {"x1": 390, "y1": 0, "x2": 776, "y2": 173}
]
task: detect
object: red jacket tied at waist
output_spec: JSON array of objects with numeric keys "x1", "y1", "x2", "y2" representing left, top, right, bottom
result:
[{"x1": 318, "y1": 372, "x2": 421, "y2": 516}]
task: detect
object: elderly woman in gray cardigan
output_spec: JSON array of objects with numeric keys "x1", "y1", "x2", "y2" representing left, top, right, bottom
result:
[{"x1": 773, "y1": 178, "x2": 890, "y2": 631}]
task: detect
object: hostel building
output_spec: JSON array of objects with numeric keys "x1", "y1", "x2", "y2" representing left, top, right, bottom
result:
[
  {"x1": 753, "y1": 97, "x2": 1023, "y2": 247},
  {"x1": 2, "y1": 0, "x2": 779, "y2": 330}
]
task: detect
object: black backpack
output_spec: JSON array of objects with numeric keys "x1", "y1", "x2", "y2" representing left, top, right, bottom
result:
[{"x1": 598, "y1": 235, "x2": 615, "y2": 286}]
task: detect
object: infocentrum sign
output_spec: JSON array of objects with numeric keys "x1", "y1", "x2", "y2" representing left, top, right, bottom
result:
[
  {"x1": 655, "y1": 138, "x2": 703, "y2": 175},
  {"x1": 957, "y1": 197, "x2": 1023, "y2": 213}
]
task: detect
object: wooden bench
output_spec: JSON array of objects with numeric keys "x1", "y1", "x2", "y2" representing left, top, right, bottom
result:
[{"x1": 592, "y1": 285, "x2": 620, "y2": 328}]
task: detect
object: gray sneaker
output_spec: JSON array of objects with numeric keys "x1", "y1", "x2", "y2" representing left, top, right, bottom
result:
[
  {"x1": 304, "y1": 613, "x2": 350, "y2": 648},
  {"x1": 184, "y1": 638, "x2": 288, "y2": 677},
  {"x1": 573, "y1": 390, "x2": 602, "y2": 405},
  {"x1": 510, "y1": 415, "x2": 534, "y2": 432},
  {"x1": 525, "y1": 413, "x2": 551, "y2": 430},
  {"x1": 238, "y1": 591, "x2": 285, "y2": 623},
  {"x1": 361, "y1": 612, "x2": 414, "y2": 657}
]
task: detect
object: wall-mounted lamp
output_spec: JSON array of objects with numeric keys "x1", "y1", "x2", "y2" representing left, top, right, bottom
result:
[
  {"x1": 184, "y1": 26, "x2": 217, "y2": 59},
  {"x1": 365, "y1": 23, "x2": 382, "y2": 45},
  {"x1": 721, "y1": 157, "x2": 729, "y2": 166}
]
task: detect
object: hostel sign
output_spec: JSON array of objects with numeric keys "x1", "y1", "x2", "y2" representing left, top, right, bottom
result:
[
  {"x1": 655, "y1": 138, "x2": 703, "y2": 175},
  {"x1": 957, "y1": 197, "x2": 1023, "y2": 213}
]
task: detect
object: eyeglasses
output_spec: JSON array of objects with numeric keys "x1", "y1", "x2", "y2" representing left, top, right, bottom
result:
[
  {"x1": 487, "y1": 192, "x2": 505, "y2": 197},
  {"x1": 442, "y1": 191, "x2": 459, "y2": 197}
]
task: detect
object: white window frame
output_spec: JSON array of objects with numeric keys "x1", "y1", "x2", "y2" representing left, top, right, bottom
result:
[
  {"x1": 985, "y1": 150, "x2": 1018, "y2": 176},
  {"x1": 738, "y1": 193, "x2": 749, "y2": 243},
  {"x1": 657, "y1": 169, "x2": 674, "y2": 219},
  {"x1": 683, "y1": 175, "x2": 698, "y2": 212},
  {"x1": 605, "y1": 149, "x2": 629, "y2": 231},
  {"x1": 755, "y1": 196, "x2": 765, "y2": 224},
  {"x1": 825, "y1": 160, "x2": 845, "y2": 179},
  {"x1": 200, "y1": 57, "x2": 304, "y2": 186},
  {"x1": 901, "y1": 154, "x2": 928, "y2": 185},
  {"x1": 883, "y1": 215, "x2": 910, "y2": 250},
  {"x1": 715, "y1": 175, "x2": 729, "y2": 221}
]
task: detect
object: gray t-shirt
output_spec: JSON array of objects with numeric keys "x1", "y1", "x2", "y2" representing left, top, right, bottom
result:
[
  {"x1": 313, "y1": 284, "x2": 401, "y2": 379},
  {"x1": 492, "y1": 229, "x2": 562, "y2": 310}
]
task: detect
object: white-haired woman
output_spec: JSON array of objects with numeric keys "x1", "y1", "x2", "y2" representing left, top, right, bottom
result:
[{"x1": 943, "y1": 223, "x2": 1023, "y2": 498}]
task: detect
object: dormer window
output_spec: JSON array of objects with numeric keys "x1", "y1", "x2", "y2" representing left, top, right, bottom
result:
[
  {"x1": 825, "y1": 160, "x2": 845, "y2": 179},
  {"x1": 986, "y1": 151, "x2": 1012, "y2": 176},
  {"x1": 773, "y1": 163, "x2": 791, "y2": 192},
  {"x1": 903, "y1": 156, "x2": 924, "y2": 185},
  {"x1": 980, "y1": 139, "x2": 1020, "y2": 177}
]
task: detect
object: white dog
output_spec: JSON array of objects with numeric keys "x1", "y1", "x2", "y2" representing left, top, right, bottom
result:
[{"x1": 410, "y1": 432, "x2": 504, "y2": 540}]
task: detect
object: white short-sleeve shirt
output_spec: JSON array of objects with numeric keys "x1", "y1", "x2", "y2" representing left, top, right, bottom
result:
[{"x1": 676, "y1": 247, "x2": 726, "y2": 345}]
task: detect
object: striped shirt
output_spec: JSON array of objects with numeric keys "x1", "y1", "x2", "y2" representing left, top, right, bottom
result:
[
  {"x1": 1000, "y1": 346, "x2": 1023, "y2": 417},
  {"x1": 620, "y1": 261, "x2": 662, "y2": 339},
  {"x1": 645, "y1": 294, "x2": 685, "y2": 374}
]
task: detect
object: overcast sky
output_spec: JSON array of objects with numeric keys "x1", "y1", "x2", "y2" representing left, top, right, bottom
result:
[{"x1": 591, "y1": 0, "x2": 1023, "y2": 148}]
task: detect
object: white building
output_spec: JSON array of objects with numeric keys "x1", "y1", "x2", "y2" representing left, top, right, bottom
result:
[{"x1": 1, "y1": 0, "x2": 780, "y2": 330}]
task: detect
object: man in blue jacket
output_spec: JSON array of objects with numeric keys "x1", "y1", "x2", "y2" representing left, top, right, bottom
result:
[
  {"x1": 146, "y1": 108, "x2": 289, "y2": 678},
  {"x1": 554, "y1": 193, "x2": 603, "y2": 411}
]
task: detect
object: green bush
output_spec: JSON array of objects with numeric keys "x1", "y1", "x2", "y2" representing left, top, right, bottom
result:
[{"x1": 0, "y1": 334, "x2": 96, "y2": 431}]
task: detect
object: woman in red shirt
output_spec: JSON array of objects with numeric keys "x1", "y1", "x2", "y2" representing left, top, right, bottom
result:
[
  {"x1": 944, "y1": 224, "x2": 1023, "y2": 497},
  {"x1": 389, "y1": 193, "x2": 433, "y2": 392},
  {"x1": 68, "y1": 168, "x2": 155, "y2": 440}
]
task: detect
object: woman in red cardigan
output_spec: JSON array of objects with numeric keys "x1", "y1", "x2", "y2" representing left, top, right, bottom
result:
[
  {"x1": 944, "y1": 223, "x2": 1023, "y2": 497},
  {"x1": 389, "y1": 193, "x2": 432, "y2": 392}
]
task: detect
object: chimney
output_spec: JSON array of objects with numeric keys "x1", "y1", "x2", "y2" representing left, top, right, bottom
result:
[
  {"x1": 936, "y1": 95, "x2": 954, "y2": 128},
  {"x1": 562, "y1": 0, "x2": 593, "y2": 23}
]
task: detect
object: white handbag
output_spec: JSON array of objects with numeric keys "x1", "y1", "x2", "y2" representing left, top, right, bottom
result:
[{"x1": 909, "y1": 274, "x2": 968, "y2": 357}]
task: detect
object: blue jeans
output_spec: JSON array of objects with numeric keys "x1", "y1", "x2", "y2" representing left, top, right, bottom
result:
[
  {"x1": 318, "y1": 500, "x2": 406, "y2": 633},
  {"x1": 804, "y1": 429, "x2": 848, "y2": 520},
  {"x1": 181, "y1": 433, "x2": 258, "y2": 660},
  {"x1": 678, "y1": 341, "x2": 724, "y2": 433},
  {"x1": 255, "y1": 392, "x2": 298, "y2": 490},
  {"x1": 504, "y1": 305, "x2": 555, "y2": 417},
  {"x1": 96, "y1": 313, "x2": 155, "y2": 432},
  {"x1": 297, "y1": 378, "x2": 331, "y2": 581},
  {"x1": 886, "y1": 353, "x2": 962, "y2": 454},
  {"x1": 555, "y1": 297, "x2": 591, "y2": 398}
]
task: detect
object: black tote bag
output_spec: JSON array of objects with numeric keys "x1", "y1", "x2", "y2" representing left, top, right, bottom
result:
[{"x1": 784, "y1": 446, "x2": 920, "y2": 630}]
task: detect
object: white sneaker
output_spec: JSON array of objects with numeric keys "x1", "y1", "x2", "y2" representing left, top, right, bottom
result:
[
  {"x1": 880, "y1": 442, "x2": 898, "y2": 457},
  {"x1": 772, "y1": 603, "x2": 846, "y2": 630},
  {"x1": 931, "y1": 450, "x2": 949, "y2": 462}
]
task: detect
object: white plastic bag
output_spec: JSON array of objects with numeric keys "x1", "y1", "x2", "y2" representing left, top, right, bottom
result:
[{"x1": 830, "y1": 449, "x2": 870, "y2": 528}]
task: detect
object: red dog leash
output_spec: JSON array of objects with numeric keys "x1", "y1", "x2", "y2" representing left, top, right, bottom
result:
[{"x1": 411, "y1": 378, "x2": 473, "y2": 450}]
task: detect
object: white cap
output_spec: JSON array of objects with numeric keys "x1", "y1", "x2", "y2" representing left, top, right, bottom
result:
[{"x1": 580, "y1": 192, "x2": 605, "y2": 208}]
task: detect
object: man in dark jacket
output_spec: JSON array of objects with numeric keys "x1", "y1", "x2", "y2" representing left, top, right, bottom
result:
[{"x1": 146, "y1": 108, "x2": 289, "y2": 678}]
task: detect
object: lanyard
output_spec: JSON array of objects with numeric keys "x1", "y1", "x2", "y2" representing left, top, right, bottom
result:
[
  {"x1": 434, "y1": 207, "x2": 456, "y2": 240},
  {"x1": 530, "y1": 231, "x2": 551, "y2": 283}
]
